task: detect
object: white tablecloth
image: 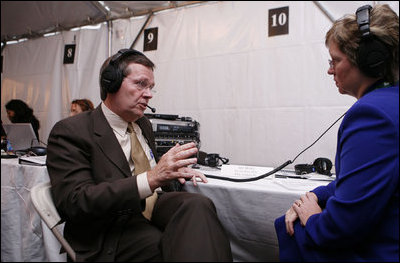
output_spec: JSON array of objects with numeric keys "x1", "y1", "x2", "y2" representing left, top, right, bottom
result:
[
  {"x1": 1, "y1": 158, "x2": 332, "y2": 262},
  {"x1": 183, "y1": 165, "x2": 333, "y2": 262},
  {"x1": 1, "y1": 158, "x2": 66, "y2": 262}
]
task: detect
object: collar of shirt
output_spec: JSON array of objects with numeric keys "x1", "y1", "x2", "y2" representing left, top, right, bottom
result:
[
  {"x1": 362, "y1": 79, "x2": 392, "y2": 97},
  {"x1": 101, "y1": 103, "x2": 129, "y2": 137}
]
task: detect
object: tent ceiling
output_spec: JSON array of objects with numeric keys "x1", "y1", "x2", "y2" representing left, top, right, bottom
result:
[
  {"x1": 1, "y1": 1, "x2": 205, "y2": 43},
  {"x1": 2, "y1": 1, "x2": 398, "y2": 44}
]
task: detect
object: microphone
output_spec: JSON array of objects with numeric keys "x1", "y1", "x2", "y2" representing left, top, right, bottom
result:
[{"x1": 147, "y1": 105, "x2": 156, "y2": 113}]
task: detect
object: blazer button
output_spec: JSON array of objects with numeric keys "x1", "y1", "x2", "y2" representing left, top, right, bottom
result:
[{"x1": 107, "y1": 248, "x2": 113, "y2": 255}]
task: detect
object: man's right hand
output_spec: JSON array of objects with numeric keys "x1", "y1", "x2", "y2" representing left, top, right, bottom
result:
[{"x1": 147, "y1": 142, "x2": 207, "y2": 190}]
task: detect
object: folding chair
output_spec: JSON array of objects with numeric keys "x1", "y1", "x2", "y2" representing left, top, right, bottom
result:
[{"x1": 31, "y1": 182, "x2": 76, "y2": 262}]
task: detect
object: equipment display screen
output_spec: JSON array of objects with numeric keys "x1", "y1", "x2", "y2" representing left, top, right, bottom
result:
[{"x1": 157, "y1": 124, "x2": 170, "y2": 131}]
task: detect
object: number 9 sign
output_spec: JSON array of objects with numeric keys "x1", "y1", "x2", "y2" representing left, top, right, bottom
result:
[
  {"x1": 144, "y1": 27, "x2": 158, "y2": 51},
  {"x1": 147, "y1": 32, "x2": 154, "y2": 44}
]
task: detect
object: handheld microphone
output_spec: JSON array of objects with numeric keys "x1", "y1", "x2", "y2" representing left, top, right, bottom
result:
[{"x1": 147, "y1": 105, "x2": 156, "y2": 113}]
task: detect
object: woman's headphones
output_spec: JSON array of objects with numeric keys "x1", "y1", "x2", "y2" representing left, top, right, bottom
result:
[
  {"x1": 295, "y1": 157, "x2": 333, "y2": 176},
  {"x1": 355, "y1": 5, "x2": 390, "y2": 78}
]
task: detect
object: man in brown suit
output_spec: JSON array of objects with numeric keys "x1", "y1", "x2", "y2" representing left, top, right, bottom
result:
[{"x1": 46, "y1": 49, "x2": 232, "y2": 262}]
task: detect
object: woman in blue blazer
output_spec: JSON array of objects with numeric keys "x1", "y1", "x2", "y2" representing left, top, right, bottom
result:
[{"x1": 275, "y1": 4, "x2": 399, "y2": 262}]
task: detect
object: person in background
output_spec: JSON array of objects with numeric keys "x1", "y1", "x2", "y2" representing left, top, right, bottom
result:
[
  {"x1": 46, "y1": 49, "x2": 232, "y2": 262},
  {"x1": 274, "y1": 4, "x2": 398, "y2": 262},
  {"x1": 1, "y1": 120, "x2": 7, "y2": 151},
  {"x1": 69, "y1": 98, "x2": 94, "y2": 116},
  {"x1": 1, "y1": 120, "x2": 6, "y2": 140},
  {"x1": 5, "y1": 99, "x2": 40, "y2": 140}
]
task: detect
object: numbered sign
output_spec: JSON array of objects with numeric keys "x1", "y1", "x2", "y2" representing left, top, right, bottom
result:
[
  {"x1": 144, "y1": 27, "x2": 158, "y2": 51},
  {"x1": 268, "y1": 6, "x2": 289, "y2": 37},
  {"x1": 63, "y1": 44, "x2": 76, "y2": 64}
]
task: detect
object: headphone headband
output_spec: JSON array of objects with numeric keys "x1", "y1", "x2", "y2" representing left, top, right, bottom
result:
[
  {"x1": 110, "y1": 49, "x2": 145, "y2": 65},
  {"x1": 355, "y1": 4, "x2": 389, "y2": 78},
  {"x1": 356, "y1": 5, "x2": 372, "y2": 38}
]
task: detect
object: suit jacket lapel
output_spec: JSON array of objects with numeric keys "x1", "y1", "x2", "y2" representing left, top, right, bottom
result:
[{"x1": 92, "y1": 106, "x2": 132, "y2": 178}]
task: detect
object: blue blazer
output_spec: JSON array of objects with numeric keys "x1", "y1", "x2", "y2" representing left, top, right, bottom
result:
[{"x1": 275, "y1": 83, "x2": 399, "y2": 261}]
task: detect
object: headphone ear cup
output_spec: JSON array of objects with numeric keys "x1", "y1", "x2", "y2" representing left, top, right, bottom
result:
[
  {"x1": 101, "y1": 64, "x2": 123, "y2": 94},
  {"x1": 313, "y1": 158, "x2": 332, "y2": 176},
  {"x1": 357, "y1": 36, "x2": 390, "y2": 78},
  {"x1": 100, "y1": 49, "x2": 146, "y2": 97}
]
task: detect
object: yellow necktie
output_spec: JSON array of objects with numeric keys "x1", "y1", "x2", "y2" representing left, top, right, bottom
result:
[{"x1": 128, "y1": 123, "x2": 157, "y2": 220}]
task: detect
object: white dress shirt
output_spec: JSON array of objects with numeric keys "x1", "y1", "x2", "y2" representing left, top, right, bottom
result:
[{"x1": 101, "y1": 103, "x2": 156, "y2": 199}]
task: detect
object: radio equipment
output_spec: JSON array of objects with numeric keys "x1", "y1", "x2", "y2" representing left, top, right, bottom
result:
[{"x1": 145, "y1": 113, "x2": 200, "y2": 157}]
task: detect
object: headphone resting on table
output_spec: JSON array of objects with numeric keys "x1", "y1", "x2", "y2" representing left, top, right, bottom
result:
[
  {"x1": 295, "y1": 158, "x2": 333, "y2": 176},
  {"x1": 355, "y1": 5, "x2": 390, "y2": 78},
  {"x1": 100, "y1": 49, "x2": 146, "y2": 94}
]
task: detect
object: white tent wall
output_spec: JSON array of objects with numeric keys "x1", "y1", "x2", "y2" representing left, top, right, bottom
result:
[
  {"x1": 1, "y1": 23, "x2": 109, "y2": 143},
  {"x1": 144, "y1": 1, "x2": 355, "y2": 168},
  {"x1": 2, "y1": 35, "x2": 66, "y2": 142},
  {"x1": 1, "y1": 1, "x2": 398, "y2": 169}
]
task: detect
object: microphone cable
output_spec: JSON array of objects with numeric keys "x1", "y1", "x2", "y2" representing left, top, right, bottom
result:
[
  {"x1": 31, "y1": 139, "x2": 48, "y2": 147},
  {"x1": 204, "y1": 111, "x2": 347, "y2": 182}
]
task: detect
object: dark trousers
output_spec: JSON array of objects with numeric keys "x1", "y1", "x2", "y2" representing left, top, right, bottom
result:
[{"x1": 115, "y1": 192, "x2": 233, "y2": 262}]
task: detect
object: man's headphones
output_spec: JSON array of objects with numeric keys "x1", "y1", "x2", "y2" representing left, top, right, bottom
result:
[
  {"x1": 295, "y1": 158, "x2": 333, "y2": 176},
  {"x1": 100, "y1": 49, "x2": 145, "y2": 94},
  {"x1": 356, "y1": 5, "x2": 390, "y2": 78}
]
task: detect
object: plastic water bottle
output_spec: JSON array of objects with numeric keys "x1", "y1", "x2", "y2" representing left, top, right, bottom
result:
[{"x1": 6, "y1": 139, "x2": 13, "y2": 152}]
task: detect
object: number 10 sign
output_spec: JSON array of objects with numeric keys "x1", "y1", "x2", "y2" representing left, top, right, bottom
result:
[{"x1": 268, "y1": 6, "x2": 289, "y2": 37}]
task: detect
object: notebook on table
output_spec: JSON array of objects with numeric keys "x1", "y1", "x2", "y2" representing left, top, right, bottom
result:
[{"x1": 3, "y1": 123, "x2": 38, "y2": 151}]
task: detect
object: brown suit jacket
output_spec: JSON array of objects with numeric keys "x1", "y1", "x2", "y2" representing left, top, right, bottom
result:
[{"x1": 46, "y1": 105, "x2": 160, "y2": 261}]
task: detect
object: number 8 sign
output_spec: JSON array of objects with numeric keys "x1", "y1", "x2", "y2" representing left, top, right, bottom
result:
[{"x1": 63, "y1": 44, "x2": 76, "y2": 64}]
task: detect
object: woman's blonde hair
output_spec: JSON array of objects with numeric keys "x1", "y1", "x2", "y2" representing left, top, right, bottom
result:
[{"x1": 325, "y1": 4, "x2": 398, "y2": 83}]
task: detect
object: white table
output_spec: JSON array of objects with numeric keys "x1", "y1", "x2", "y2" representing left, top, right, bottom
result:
[
  {"x1": 1, "y1": 158, "x2": 66, "y2": 262},
  {"x1": 1, "y1": 158, "x2": 332, "y2": 262},
  {"x1": 183, "y1": 165, "x2": 333, "y2": 262}
]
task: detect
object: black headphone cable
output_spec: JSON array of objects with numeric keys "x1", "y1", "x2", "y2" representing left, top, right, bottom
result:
[{"x1": 204, "y1": 111, "x2": 347, "y2": 182}]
